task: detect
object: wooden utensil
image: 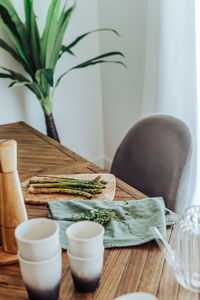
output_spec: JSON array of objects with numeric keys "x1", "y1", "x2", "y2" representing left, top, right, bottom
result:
[{"x1": 0, "y1": 139, "x2": 27, "y2": 254}]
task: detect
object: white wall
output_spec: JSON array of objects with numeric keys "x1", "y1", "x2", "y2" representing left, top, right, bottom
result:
[
  {"x1": 98, "y1": 0, "x2": 148, "y2": 169},
  {"x1": 0, "y1": 0, "x2": 105, "y2": 166}
]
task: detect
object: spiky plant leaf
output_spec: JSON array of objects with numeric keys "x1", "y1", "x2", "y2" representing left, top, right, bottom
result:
[
  {"x1": 55, "y1": 51, "x2": 125, "y2": 87},
  {"x1": 8, "y1": 80, "x2": 42, "y2": 100},
  {"x1": 1, "y1": 66, "x2": 30, "y2": 82},
  {"x1": 0, "y1": 1, "x2": 27, "y2": 42},
  {"x1": 24, "y1": 0, "x2": 31, "y2": 33},
  {"x1": 0, "y1": 1, "x2": 32, "y2": 69},
  {"x1": 41, "y1": 0, "x2": 62, "y2": 66},
  {"x1": 46, "y1": 2, "x2": 76, "y2": 69},
  {"x1": 0, "y1": 4, "x2": 21, "y2": 41},
  {"x1": 0, "y1": 38, "x2": 31, "y2": 74},
  {"x1": 36, "y1": 68, "x2": 54, "y2": 87},
  {"x1": 8, "y1": 81, "x2": 30, "y2": 87},
  {"x1": 35, "y1": 69, "x2": 53, "y2": 98},
  {"x1": 0, "y1": 72, "x2": 14, "y2": 79},
  {"x1": 60, "y1": 28, "x2": 120, "y2": 58},
  {"x1": 24, "y1": 0, "x2": 41, "y2": 69},
  {"x1": 0, "y1": 20, "x2": 30, "y2": 67},
  {"x1": 59, "y1": 46, "x2": 75, "y2": 57},
  {"x1": 0, "y1": 66, "x2": 41, "y2": 98}
]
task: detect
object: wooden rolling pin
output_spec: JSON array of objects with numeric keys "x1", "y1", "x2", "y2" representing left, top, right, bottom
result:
[{"x1": 0, "y1": 139, "x2": 27, "y2": 253}]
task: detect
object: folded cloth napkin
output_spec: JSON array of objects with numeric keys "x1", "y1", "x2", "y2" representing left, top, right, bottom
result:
[{"x1": 47, "y1": 197, "x2": 174, "y2": 249}]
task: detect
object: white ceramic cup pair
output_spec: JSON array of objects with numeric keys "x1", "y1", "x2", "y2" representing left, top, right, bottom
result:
[
  {"x1": 66, "y1": 221, "x2": 105, "y2": 293},
  {"x1": 15, "y1": 218, "x2": 62, "y2": 300}
]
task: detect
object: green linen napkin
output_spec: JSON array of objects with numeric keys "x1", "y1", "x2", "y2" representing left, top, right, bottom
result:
[{"x1": 47, "y1": 197, "x2": 174, "y2": 249}]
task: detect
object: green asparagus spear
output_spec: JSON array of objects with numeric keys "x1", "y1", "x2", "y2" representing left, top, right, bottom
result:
[
  {"x1": 100, "y1": 180, "x2": 108, "y2": 185},
  {"x1": 29, "y1": 177, "x2": 91, "y2": 184},
  {"x1": 31, "y1": 182, "x2": 105, "y2": 189},
  {"x1": 91, "y1": 175, "x2": 101, "y2": 183},
  {"x1": 33, "y1": 176, "x2": 104, "y2": 185},
  {"x1": 91, "y1": 175, "x2": 108, "y2": 185},
  {"x1": 29, "y1": 178, "x2": 63, "y2": 184},
  {"x1": 37, "y1": 175, "x2": 98, "y2": 184},
  {"x1": 28, "y1": 186, "x2": 92, "y2": 199},
  {"x1": 68, "y1": 187, "x2": 102, "y2": 194}
]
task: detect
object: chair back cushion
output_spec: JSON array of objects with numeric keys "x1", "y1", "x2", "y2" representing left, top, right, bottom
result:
[{"x1": 111, "y1": 115, "x2": 192, "y2": 211}]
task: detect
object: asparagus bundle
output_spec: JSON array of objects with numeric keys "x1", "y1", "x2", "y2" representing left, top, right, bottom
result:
[{"x1": 28, "y1": 175, "x2": 107, "y2": 199}]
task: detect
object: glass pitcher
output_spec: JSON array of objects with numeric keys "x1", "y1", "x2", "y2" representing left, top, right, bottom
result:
[{"x1": 151, "y1": 205, "x2": 200, "y2": 292}]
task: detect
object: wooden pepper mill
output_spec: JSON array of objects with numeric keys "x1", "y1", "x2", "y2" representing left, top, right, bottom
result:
[{"x1": 0, "y1": 139, "x2": 27, "y2": 254}]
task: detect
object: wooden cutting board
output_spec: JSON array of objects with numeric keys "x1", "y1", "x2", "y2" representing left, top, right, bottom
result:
[{"x1": 22, "y1": 174, "x2": 116, "y2": 205}]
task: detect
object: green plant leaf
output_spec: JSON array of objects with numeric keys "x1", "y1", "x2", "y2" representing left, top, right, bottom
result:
[
  {"x1": 55, "y1": 51, "x2": 125, "y2": 87},
  {"x1": 24, "y1": 0, "x2": 41, "y2": 69},
  {"x1": 35, "y1": 68, "x2": 53, "y2": 87},
  {"x1": 59, "y1": 46, "x2": 75, "y2": 57},
  {"x1": 0, "y1": 20, "x2": 26, "y2": 63},
  {"x1": 8, "y1": 81, "x2": 30, "y2": 88},
  {"x1": 0, "y1": 72, "x2": 14, "y2": 79},
  {"x1": 0, "y1": 38, "x2": 22, "y2": 61},
  {"x1": 0, "y1": 3, "x2": 21, "y2": 41},
  {"x1": 0, "y1": 38, "x2": 31, "y2": 73},
  {"x1": 30, "y1": 13, "x2": 41, "y2": 69},
  {"x1": 70, "y1": 59, "x2": 125, "y2": 70},
  {"x1": 25, "y1": 81, "x2": 43, "y2": 99},
  {"x1": 46, "y1": 1, "x2": 76, "y2": 69},
  {"x1": 41, "y1": 0, "x2": 62, "y2": 66},
  {"x1": 24, "y1": 0, "x2": 31, "y2": 33},
  {"x1": 35, "y1": 69, "x2": 52, "y2": 99},
  {"x1": 60, "y1": 28, "x2": 120, "y2": 58},
  {"x1": 0, "y1": 67, "x2": 41, "y2": 98},
  {"x1": 0, "y1": 1, "x2": 32, "y2": 69},
  {"x1": 42, "y1": 68, "x2": 54, "y2": 87},
  {"x1": 0, "y1": 66, "x2": 30, "y2": 82}
]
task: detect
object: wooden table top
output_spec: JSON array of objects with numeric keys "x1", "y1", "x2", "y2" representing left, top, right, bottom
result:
[{"x1": 0, "y1": 121, "x2": 198, "y2": 300}]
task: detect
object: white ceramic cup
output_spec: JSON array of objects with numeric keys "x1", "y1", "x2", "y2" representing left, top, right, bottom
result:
[
  {"x1": 15, "y1": 218, "x2": 60, "y2": 261},
  {"x1": 66, "y1": 221, "x2": 104, "y2": 258},
  {"x1": 18, "y1": 248, "x2": 62, "y2": 300},
  {"x1": 67, "y1": 247, "x2": 104, "y2": 293}
]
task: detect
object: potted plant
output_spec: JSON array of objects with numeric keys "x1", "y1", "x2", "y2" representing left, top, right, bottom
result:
[{"x1": 0, "y1": 0, "x2": 124, "y2": 142}]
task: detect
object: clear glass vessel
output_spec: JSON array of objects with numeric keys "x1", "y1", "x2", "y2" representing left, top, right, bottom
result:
[{"x1": 151, "y1": 205, "x2": 200, "y2": 292}]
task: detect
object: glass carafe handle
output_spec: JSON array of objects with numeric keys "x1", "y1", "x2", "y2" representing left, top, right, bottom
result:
[{"x1": 149, "y1": 226, "x2": 174, "y2": 266}]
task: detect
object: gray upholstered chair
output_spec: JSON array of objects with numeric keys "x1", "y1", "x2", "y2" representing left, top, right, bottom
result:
[{"x1": 111, "y1": 114, "x2": 192, "y2": 212}]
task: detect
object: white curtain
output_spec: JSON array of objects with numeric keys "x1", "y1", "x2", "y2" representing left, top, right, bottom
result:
[{"x1": 141, "y1": 0, "x2": 197, "y2": 214}]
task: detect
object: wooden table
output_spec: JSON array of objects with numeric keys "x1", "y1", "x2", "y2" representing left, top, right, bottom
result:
[{"x1": 0, "y1": 122, "x2": 198, "y2": 300}]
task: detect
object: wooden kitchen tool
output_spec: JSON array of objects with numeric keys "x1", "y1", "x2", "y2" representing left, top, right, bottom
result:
[{"x1": 0, "y1": 139, "x2": 27, "y2": 264}]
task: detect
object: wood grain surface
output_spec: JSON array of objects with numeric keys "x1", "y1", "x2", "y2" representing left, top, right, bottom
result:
[
  {"x1": 0, "y1": 122, "x2": 198, "y2": 300},
  {"x1": 0, "y1": 246, "x2": 18, "y2": 265}
]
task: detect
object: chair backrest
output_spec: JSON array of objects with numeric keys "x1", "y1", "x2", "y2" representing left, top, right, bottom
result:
[{"x1": 111, "y1": 115, "x2": 192, "y2": 211}]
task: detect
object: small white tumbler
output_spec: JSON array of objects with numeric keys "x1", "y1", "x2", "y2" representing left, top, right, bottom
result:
[
  {"x1": 66, "y1": 221, "x2": 104, "y2": 258},
  {"x1": 67, "y1": 247, "x2": 104, "y2": 293},
  {"x1": 15, "y1": 218, "x2": 60, "y2": 261},
  {"x1": 18, "y1": 248, "x2": 62, "y2": 300}
]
